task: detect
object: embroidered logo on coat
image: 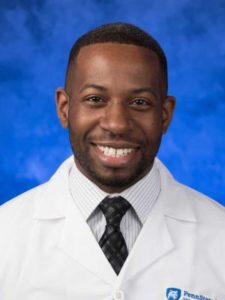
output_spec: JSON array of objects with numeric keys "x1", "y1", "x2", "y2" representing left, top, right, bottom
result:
[
  {"x1": 165, "y1": 287, "x2": 214, "y2": 300},
  {"x1": 166, "y1": 288, "x2": 182, "y2": 300}
]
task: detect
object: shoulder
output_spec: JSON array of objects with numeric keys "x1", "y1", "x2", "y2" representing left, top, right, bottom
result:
[
  {"x1": 0, "y1": 156, "x2": 74, "y2": 230},
  {"x1": 0, "y1": 184, "x2": 46, "y2": 235},
  {"x1": 156, "y1": 158, "x2": 225, "y2": 227},
  {"x1": 0, "y1": 155, "x2": 74, "y2": 222},
  {"x1": 0, "y1": 183, "x2": 45, "y2": 215},
  {"x1": 178, "y1": 182, "x2": 225, "y2": 226}
]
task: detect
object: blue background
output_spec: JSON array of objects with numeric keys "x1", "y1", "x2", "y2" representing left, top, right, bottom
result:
[{"x1": 0, "y1": 0, "x2": 224, "y2": 205}]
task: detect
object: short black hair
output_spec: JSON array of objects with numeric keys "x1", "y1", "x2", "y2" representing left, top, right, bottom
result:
[{"x1": 65, "y1": 22, "x2": 168, "y2": 93}]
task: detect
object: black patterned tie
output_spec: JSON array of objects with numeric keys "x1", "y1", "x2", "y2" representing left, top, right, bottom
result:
[{"x1": 99, "y1": 196, "x2": 131, "y2": 275}]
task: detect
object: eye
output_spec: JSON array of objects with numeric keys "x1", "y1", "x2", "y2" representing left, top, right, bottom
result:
[
  {"x1": 86, "y1": 95, "x2": 104, "y2": 103},
  {"x1": 84, "y1": 95, "x2": 106, "y2": 107},
  {"x1": 130, "y1": 98, "x2": 151, "y2": 109},
  {"x1": 133, "y1": 98, "x2": 148, "y2": 105}
]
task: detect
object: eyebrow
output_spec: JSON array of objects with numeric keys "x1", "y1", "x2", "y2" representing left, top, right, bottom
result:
[
  {"x1": 79, "y1": 84, "x2": 107, "y2": 93},
  {"x1": 131, "y1": 87, "x2": 157, "y2": 98},
  {"x1": 79, "y1": 83, "x2": 157, "y2": 98}
]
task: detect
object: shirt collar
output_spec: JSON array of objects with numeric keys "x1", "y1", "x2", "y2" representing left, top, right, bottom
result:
[{"x1": 69, "y1": 159, "x2": 161, "y2": 225}]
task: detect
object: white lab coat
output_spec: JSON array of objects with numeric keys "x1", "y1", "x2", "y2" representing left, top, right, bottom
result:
[{"x1": 0, "y1": 156, "x2": 225, "y2": 300}]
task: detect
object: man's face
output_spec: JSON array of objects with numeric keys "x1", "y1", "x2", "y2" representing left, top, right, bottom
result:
[{"x1": 56, "y1": 43, "x2": 175, "y2": 193}]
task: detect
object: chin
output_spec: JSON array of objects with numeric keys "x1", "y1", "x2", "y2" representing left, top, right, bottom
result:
[
  {"x1": 87, "y1": 165, "x2": 149, "y2": 191},
  {"x1": 74, "y1": 148, "x2": 154, "y2": 190}
]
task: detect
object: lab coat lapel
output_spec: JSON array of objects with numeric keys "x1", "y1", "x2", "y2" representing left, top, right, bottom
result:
[
  {"x1": 34, "y1": 157, "x2": 117, "y2": 286},
  {"x1": 120, "y1": 204, "x2": 174, "y2": 282},
  {"x1": 58, "y1": 199, "x2": 117, "y2": 285},
  {"x1": 119, "y1": 158, "x2": 197, "y2": 282}
]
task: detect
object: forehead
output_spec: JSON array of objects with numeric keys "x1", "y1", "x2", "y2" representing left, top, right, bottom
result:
[
  {"x1": 76, "y1": 42, "x2": 160, "y2": 70},
  {"x1": 68, "y1": 43, "x2": 162, "y2": 93}
]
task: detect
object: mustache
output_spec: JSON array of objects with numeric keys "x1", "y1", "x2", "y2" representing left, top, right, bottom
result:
[{"x1": 86, "y1": 133, "x2": 145, "y2": 146}]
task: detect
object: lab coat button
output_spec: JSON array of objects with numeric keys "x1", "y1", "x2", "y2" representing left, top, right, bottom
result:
[{"x1": 114, "y1": 289, "x2": 124, "y2": 300}]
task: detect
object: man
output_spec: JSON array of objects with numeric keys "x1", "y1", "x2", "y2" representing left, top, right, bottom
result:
[{"x1": 0, "y1": 22, "x2": 224, "y2": 300}]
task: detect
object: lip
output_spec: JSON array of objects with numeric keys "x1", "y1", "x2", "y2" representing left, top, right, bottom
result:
[{"x1": 91, "y1": 141, "x2": 140, "y2": 149}]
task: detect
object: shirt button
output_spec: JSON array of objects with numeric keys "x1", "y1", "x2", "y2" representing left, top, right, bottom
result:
[{"x1": 114, "y1": 289, "x2": 124, "y2": 300}]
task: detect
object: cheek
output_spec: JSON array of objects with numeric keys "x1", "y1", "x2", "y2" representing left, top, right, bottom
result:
[
  {"x1": 68, "y1": 110, "x2": 99, "y2": 146},
  {"x1": 137, "y1": 116, "x2": 163, "y2": 141},
  {"x1": 68, "y1": 108, "x2": 88, "y2": 133}
]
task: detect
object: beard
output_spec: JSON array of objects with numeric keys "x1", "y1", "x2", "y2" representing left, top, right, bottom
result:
[
  {"x1": 74, "y1": 146, "x2": 153, "y2": 189},
  {"x1": 69, "y1": 130, "x2": 162, "y2": 191}
]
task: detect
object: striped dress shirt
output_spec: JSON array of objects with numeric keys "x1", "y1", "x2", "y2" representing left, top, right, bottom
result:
[{"x1": 69, "y1": 160, "x2": 161, "y2": 252}]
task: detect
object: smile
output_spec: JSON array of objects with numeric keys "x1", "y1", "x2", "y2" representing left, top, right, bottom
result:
[{"x1": 97, "y1": 145, "x2": 134, "y2": 158}]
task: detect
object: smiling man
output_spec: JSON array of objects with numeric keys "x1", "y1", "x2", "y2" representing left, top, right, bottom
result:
[
  {"x1": 0, "y1": 23, "x2": 225, "y2": 300},
  {"x1": 56, "y1": 41, "x2": 173, "y2": 192}
]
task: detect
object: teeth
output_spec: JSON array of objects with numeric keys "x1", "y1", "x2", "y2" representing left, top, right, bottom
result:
[{"x1": 97, "y1": 146, "x2": 133, "y2": 157}]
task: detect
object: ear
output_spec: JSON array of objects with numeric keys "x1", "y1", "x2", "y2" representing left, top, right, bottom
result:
[
  {"x1": 162, "y1": 96, "x2": 176, "y2": 133},
  {"x1": 55, "y1": 88, "x2": 69, "y2": 128}
]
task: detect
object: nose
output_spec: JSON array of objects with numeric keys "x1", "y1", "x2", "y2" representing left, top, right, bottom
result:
[{"x1": 99, "y1": 102, "x2": 132, "y2": 135}]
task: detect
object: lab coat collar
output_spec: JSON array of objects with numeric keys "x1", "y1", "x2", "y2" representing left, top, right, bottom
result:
[
  {"x1": 33, "y1": 156, "x2": 197, "y2": 223},
  {"x1": 155, "y1": 158, "x2": 197, "y2": 223},
  {"x1": 32, "y1": 156, "x2": 197, "y2": 285},
  {"x1": 33, "y1": 156, "x2": 117, "y2": 285}
]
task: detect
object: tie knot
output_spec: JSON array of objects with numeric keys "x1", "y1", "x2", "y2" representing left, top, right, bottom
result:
[{"x1": 99, "y1": 196, "x2": 131, "y2": 227}]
